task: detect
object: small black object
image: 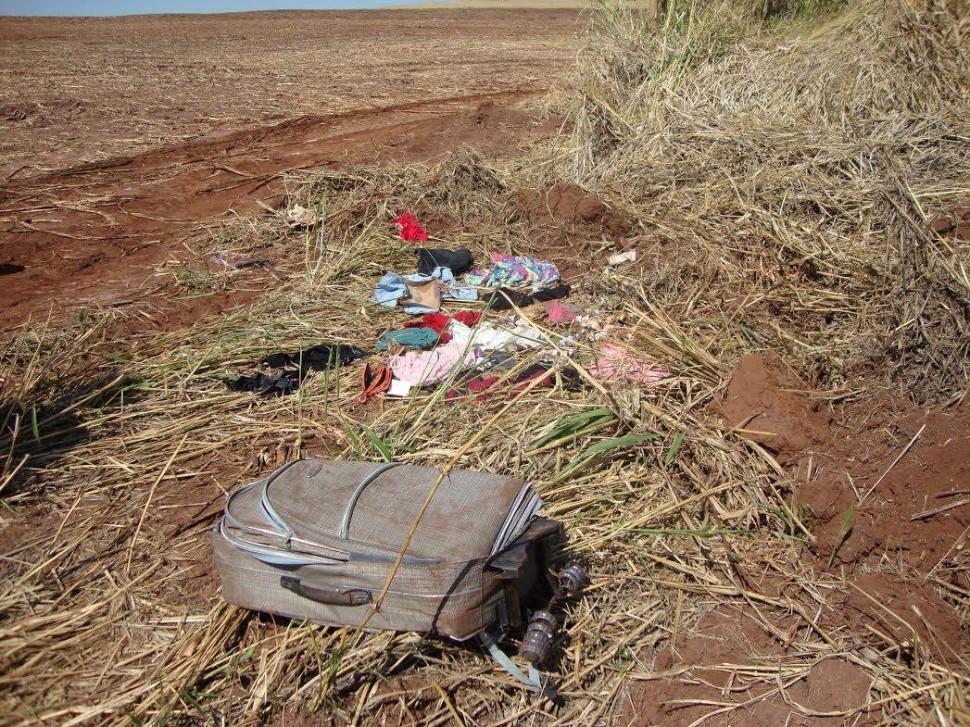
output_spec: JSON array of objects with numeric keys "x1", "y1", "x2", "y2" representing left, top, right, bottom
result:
[
  {"x1": 520, "y1": 610, "x2": 557, "y2": 665},
  {"x1": 486, "y1": 283, "x2": 570, "y2": 311},
  {"x1": 0, "y1": 263, "x2": 25, "y2": 275},
  {"x1": 416, "y1": 247, "x2": 474, "y2": 277}
]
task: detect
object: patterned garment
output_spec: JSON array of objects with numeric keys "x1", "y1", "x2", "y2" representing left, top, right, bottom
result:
[{"x1": 464, "y1": 253, "x2": 560, "y2": 290}]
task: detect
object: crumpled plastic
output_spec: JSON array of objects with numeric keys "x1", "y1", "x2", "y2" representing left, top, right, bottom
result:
[
  {"x1": 374, "y1": 266, "x2": 478, "y2": 314},
  {"x1": 590, "y1": 342, "x2": 669, "y2": 386},
  {"x1": 393, "y1": 212, "x2": 428, "y2": 242},
  {"x1": 389, "y1": 338, "x2": 483, "y2": 386},
  {"x1": 465, "y1": 253, "x2": 560, "y2": 290}
]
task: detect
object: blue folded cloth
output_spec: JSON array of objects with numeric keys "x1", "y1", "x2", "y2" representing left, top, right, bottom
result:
[{"x1": 373, "y1": 266, "x2": 477, "y2": 314}]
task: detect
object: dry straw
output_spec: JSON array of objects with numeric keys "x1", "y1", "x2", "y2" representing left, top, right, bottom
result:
[{"x1": 1, "y1": 1, "x2": 967, "y2": 724}]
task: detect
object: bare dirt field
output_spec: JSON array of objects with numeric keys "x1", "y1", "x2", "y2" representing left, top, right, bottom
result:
[
  {"x1": 0, "y1": 10, "x2": 579, "y2": 179},
  {"x1": 0, "y1": 9, "x2": 578, "y2": 329}
]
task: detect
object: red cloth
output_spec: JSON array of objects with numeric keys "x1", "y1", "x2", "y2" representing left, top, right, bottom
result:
[
  {"x1": 393, "y1": 212, "x2": 428, "y2": 242},
  {"x1": 404, "y1": 312, "x2": 451, "y2": 334},
  {"x1": 405, "y1": 311, "x2": 479, "y2": 335},
  {"x1": 452, "y1": 310, "x2": 482, "y2": 327}
]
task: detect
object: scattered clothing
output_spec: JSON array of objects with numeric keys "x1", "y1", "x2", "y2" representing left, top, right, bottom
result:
[
  {"x1": 484, "y1": 283, "x2": 571, "y2": 311},
  {"x1": 226, "y1": 370, "x2": 301, "y2": 397},
  {"x1": 465, "y1": 253, "x2": 560, "y2": 290},
  {"x1": 417, "y1": 248, "x2": 474, "y2": 276},
  {"x1": 376, "y1": 327, "x2": 442, "y2": 351},
  {"x1": 544, "y1": 300, "x2": 577, "y2": 324},
  {"x1": 393, "y1": 212, "x2": 428, "y2": 242},
  {"x1": 374, "y1": 267, "x2": 477, "y2": 314},
  {"x1": 389, "y1": 338, "x2": 482, "y2": 387},
  {"x1": 227, "y1": 343, "x2": 369, "y2": 397},
  {"x1": 264, "y1": 343, "x2": 369, "y2": 371},
  {"x1": 590, "y1": 343, "x2": 669, "y2": 386},
  {"x1": 359, "y1": 363, "x2": 392, "y2": 403}
]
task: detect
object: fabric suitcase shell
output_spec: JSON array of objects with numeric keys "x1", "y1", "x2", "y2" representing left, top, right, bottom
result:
[{"x1": 212, "y1": 459, "x2": 547, "y2": 639}]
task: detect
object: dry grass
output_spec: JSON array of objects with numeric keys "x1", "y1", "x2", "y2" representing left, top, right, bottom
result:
[
  {"x1": 569, "y1": 0, "x2": 970, "y2": 403},
  {"x1": 1, "y1": 1, "x2": 968, "y2": 725}
]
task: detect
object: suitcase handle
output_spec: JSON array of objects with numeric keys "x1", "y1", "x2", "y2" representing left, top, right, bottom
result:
[
  {"x1": 338, "y1": 462, "x2": 402, "y2": 539},
  {"x1": 280, "y1": 576, "x2": 372, "y2": 606}
]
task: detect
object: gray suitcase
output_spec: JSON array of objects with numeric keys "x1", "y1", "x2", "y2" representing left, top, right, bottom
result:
[{"x1": 212, "y1": 459, "x2": 561, "y2": 640}]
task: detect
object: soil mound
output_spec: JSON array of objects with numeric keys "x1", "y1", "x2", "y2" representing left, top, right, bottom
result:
[
  {"x1": 514, "y1": 182, "x2": 629, "y2": 237},
  {"x1": 717, "y1": 353, "x2": 833, "y2": 464}
]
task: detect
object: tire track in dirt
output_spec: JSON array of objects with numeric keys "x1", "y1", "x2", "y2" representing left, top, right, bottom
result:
[{"x1": 0, "y1": 89, "x2": 549, "y2": 330}]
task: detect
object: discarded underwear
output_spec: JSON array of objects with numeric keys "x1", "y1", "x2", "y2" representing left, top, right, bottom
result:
[
  {"x1": 416, "y1": 247, "x2": 474, "y2": 277},
  {"x1": 403, "y1": 310, "x2": 482, "y2": 335},
  {"x1": 374, "y1": 266, "x2": 478, "y2": 314},
  {"x1": 359, "y1": 363, "x2": 392, "y2": 403},
  {"x1": 388, "y1": 338, "x2": 483, "y2": 389},
  {"x1": 544, "y1": 299, "x2": 577, "y2": 324},
  {"x1": 447, "y1": 363, "x2": 583, "y2": 405}
]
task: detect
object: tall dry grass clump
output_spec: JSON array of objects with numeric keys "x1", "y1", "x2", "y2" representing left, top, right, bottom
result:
[{"x1": 572, "y1": 0, "x2": 969, "y2": 403}]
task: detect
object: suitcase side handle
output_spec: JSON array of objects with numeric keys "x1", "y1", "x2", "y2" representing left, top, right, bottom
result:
[
  {"x1": 280, "y1": 576, "x2": 372, "y2": 606},
  {"x1": 338, "y1": 462, "x2": 402, "y2": 539}
]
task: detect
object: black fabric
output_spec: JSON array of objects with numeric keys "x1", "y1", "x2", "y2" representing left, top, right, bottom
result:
[
  {"x1": 0, "y1": 264, "x2": 25, "y2": 275},
  {"x1": 513, "y1": 363, "x2": 584, "y2": 390},
  {"x1": 416, "y1": 247, "x2": 474, "y2": 276},
  {"x1": 228, "y1": 343, "x2": 369, "y2": 397},
  {"x1": 263, "y1": 344, "x2": 369, "y2": 371},
  {"x1": 485, "y1": 283, "x2": 571, "y2": 311},
  {"x1": 226, "y1": 370, "x2": 301, "y2": 396}
]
